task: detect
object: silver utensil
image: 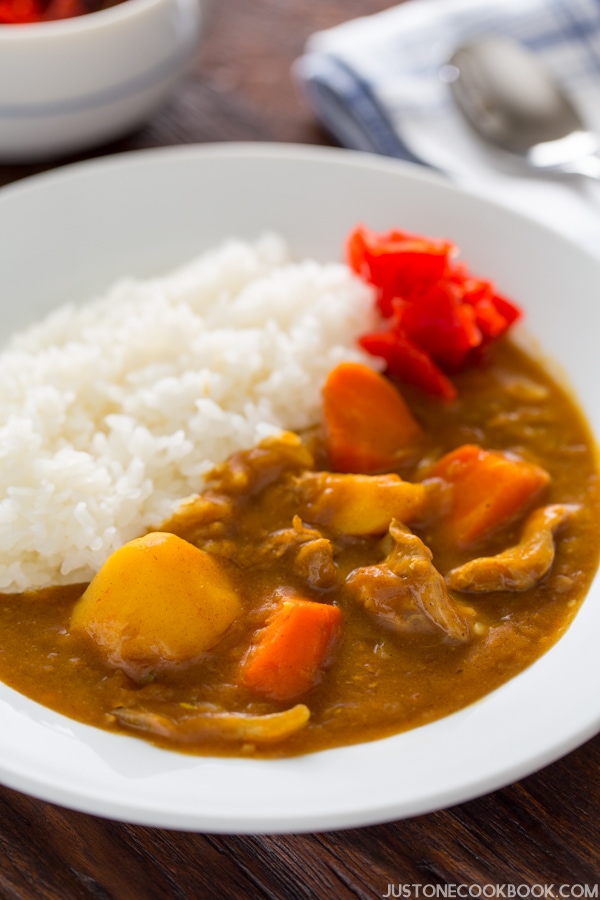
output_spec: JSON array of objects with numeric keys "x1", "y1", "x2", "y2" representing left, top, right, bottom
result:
[{"x1": 444, "y1": 36, "x2": 600, "y2": 181}]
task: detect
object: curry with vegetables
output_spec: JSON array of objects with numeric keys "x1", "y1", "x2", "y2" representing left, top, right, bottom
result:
[
  {"x1": 0, "y1": 226, "x2": 598, "y2": 759},
  {"x1": 0, "y1": 342, "x2": 597, "y2": 757}
]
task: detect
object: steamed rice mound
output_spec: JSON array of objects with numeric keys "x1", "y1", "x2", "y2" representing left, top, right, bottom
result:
[{"x1": 0, "y1": 234, "x2": 380, "y2": 592}]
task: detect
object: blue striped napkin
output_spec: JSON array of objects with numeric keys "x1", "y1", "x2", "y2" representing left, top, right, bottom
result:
[{"x1": 294, "y1": 0, "x2": 600, "y2": 256}]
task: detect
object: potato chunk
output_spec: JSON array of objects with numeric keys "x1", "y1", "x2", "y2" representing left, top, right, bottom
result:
[
  {"x1": 70, "y1": 532, "x2": 241, "y2": 677},
  {"x1": 297, "y1": 471, "x2": 433, "y2": 535}
]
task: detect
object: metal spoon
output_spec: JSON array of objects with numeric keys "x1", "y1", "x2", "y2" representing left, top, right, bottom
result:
[{"x1": 444, "y1": 36, "x2": 600, "y2": 181}]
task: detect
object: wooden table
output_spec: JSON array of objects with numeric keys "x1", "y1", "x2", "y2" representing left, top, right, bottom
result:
[{"x1": 1, "y1": 2, "x2": 599, "y2": 897}]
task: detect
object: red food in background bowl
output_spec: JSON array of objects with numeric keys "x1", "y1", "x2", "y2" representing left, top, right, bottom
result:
[{"x1": 0, "y1": 0, "x2": 123, "y2": 24}]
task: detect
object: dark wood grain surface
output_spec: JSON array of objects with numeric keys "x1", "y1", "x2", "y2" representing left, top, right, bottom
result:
[{"x1": 1, "y1": 1, "x2": 599, "y2": 897}]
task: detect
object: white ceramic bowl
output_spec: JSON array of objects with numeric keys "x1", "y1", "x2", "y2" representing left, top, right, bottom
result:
[
  {"x1": 0, "y1": 0, "x2": 204, "y2": 162},
  {"x1": 0, "y1": 144, "x2": 599, "y2": 831}
]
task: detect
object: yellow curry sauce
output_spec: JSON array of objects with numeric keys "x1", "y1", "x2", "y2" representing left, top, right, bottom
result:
[{"x1": 0, "y1": 339, "x2": 598, "y2": 758}]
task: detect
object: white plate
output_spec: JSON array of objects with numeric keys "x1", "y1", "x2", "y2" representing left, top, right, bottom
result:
[{"x1": 0, "y1": 143, "x2": 599, "y2": 833}]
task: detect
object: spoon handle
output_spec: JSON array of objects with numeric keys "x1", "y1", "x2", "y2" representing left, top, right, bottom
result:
[{"x1": 560, "y1": 154, "x2": 600, "y2": 182}]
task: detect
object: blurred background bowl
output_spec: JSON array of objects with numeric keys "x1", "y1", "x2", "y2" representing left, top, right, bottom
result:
[{"x1": 0, "y1": 0, "x2": 205, "y2": 162}]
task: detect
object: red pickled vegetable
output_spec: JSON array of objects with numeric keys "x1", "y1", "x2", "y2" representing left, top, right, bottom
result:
[
  {"x1": 347, "y1": 225, "x2": 522, "y2": 400},
  {"x1": 347, "y1": 225, "x2": 455, "y2": 318},
  {"x1": 358, "y1": 329, "x2": 457, "y2": 401}
]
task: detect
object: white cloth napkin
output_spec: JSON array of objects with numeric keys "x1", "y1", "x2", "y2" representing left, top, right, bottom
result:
[{"x1": 294, "y1": 0, "x2": 600, "y2": 258}]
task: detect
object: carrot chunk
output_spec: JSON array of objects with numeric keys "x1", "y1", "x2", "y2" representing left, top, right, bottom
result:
[
  {"x1": 430, "y1": 444, "x2": 550, "y2": 546},
  {"x1": 240, "y1": 598, "x2": 342, "y2": 701},
  {"x1": 322, "y1": 362, "x2": 422, "y2": 473}
]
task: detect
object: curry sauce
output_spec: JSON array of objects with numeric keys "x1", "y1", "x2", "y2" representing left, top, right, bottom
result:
[{"x1": 0, "y1": 339, "x2": 598, "y2": 758}]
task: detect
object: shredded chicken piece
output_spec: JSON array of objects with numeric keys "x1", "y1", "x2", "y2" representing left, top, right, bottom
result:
[
  {"x1": 158, "y1": 493, "x2": 233, "y2": 543},
  {"x1": 207, "y1": 431, "x2": 314, "y2": 496},
  {"x1": 261, "y1": 516, "x2": 324, "y2": 556},
  {"x1": 498, "y1": 374, "x2": 550, "y2": 403},
  {"x1": 260, "y1": 516, "x2": 337, "y2": 588},
  {"x1": 113, "y1": 703, "x2": 310, "y2": 744},
  {"x1": 445, "y1": 504, "x2": 579, "y2": 593},
  {"x1": 294, "y1": 537, "x2": 338, "y2": 589},
  {"x1": 346, "y1": 520, "x2": 474, "y2": 642}
]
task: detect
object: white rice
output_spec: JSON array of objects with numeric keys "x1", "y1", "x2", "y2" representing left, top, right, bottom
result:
[{"x1": 0, "y1": 234, "x2": 380, "y2": 592}]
